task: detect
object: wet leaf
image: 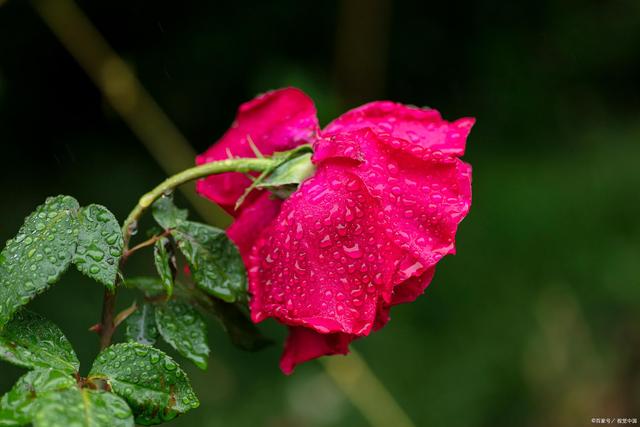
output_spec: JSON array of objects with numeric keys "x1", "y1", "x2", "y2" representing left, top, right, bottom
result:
[
  {"x1": 0, "y1": 368, "x2": 76, "y2": 425},
  {"x1": 208, "y1": 298, "x2": 273, "y2": 352},
  {"x1": 33, "y1": 387, "x2": 133, "y2": 427},
  {"x1": 155, "y1": 301, "x2": 209, "y2": 370},
  {"x1": 73, "y1": 204, "x2": 123, "y2": 290},
  {"x1": 0, "y1": 195, "x2": 79, "y2": 328},
  {"x1": 88, "y1": 343, "x2": 199, "y2": 425},
  {"x1": 124, "y1": 303, "x2": 158, "y2": 346},
  {"x1": 145, "y1": 226, "x2": 163, "y2": 239},
  {"x1": 173, "y1": 221, "x2": 247, "y2": 303},
  {"x1": 123, "y1": 277, "x2": 165, "y2": 298},
  {"x1": 151, "y1": 196, "x2": 188, "y2": 230},
  {"x1": 0, "y1": 310, "x2": 79, "y2": 373},
  {"x1": 153, "y1": 238, "x2": 175, "y2": 297}
]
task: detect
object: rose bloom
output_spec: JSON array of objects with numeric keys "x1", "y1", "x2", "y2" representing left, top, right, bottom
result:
[{"x1": 197, "y1": 88, "x2": 474, "y2": 374}]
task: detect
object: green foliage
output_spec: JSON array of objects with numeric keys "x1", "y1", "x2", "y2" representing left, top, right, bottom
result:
[
  {"x1": 89, "y1": 343, "x2": 199, "y2": 425},
  {"x1": 151, "y1": 196, "x2": 188, "y2": 230},
  {"x1": 234, "y1": 144, "x2": 314, "y2": 208},
  {"x1": 153, "y1": 238, "x2": 175, "y2": 297},
  {"x1": 33, "y1": 388, "x2": 133, "y2": 427},
  {"x1": 0, "y1": 314, "x2": 136, "y2": 427},
  {"x1": 0, "y1": 368, "x2": 75, "y2": 426},
  {"x1": 207, "y1": 298, "x2": 273, "y2": 352},
  {"x1": 0, "y1": 189, "x2": 270, "y2": 425},
  {"x1": 257, "y1": 152, "x2": 314, "y2": 198},
  {"x1": 123, "y1": 277, "x2": 166, "y2": 298},
  {"x1": 73, "y1": 204, "x2": 123, "y2": 290},
  {"x1": 151, "y1": 197, "x2": 248, "y2": 303},
  {"x1": 173, "y1": 221, "x2": 247, "y2": 303},
  {"x1": 0, "y1": 195, "x2": 79, "y2": 328},
  {"x1": 124, "y1": 303, "x2": 158, "y2": 346},
  {"x1": 155, "y1": 301, "x2": 209, "y2": 370},
  {"x1": 0, "y1": 196, "x2": 124, "y2": 329},
  {"x1": 0, "y1": 310, "x2": 79, "y2": 374}
]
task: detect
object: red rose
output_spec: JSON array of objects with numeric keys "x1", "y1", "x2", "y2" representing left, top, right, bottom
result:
[{"x1": 197, "y1": 88, "x2": 474, "y2": 374}]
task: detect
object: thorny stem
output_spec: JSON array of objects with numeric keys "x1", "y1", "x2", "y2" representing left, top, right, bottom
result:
[
  {"x1": 121, "y1": 157, "x2": 275, "y2": 247},
  {"x1": 97, "y1": 156, "x2": 277, "y2": 350}
]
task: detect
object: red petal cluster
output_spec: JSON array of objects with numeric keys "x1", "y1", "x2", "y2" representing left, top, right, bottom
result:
[{"x1": 197, "y1": 88, "x2": 474, "y2": 374}]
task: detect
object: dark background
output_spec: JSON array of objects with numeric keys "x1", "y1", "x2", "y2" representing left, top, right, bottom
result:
[{"x1": 1, "y1": 1, "x2": 639, "y2": 426}]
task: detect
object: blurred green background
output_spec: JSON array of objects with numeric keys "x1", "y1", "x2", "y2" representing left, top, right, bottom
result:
[{"x1": 1, "y1": 1, "x2": 639, "y2": 426}]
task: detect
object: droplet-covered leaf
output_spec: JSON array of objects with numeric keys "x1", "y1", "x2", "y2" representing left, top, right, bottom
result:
[
  {"x1": 153, "y1": 238, "x2": 175, "y2": 297},
  {"x1": 125, "y1": 303, "x2": 158, "y2": 346},
  {"x1": 88, "y1": 343, "x2": 199, "y2": 425},
  {"x1": 33, "y1": 387, "x2": 133, "y2": 427},
  {"x1": 0, "y1": 195, "x2": 79, "y2": 328},
  {"x1": 0, "y1": 368, "x2": 76, "y2": 425},
  {"x1": 155, "y1": 301, "x2": 209, "y2": 370},
  {"x1": 151, "y1": 196, "x2": 188, "y2": 230},
  {"x1": 123, "y1": 277, "x2": 166, "y2": 298},
  {"x1": 73, "y1": 204, "x2": 123, "y2": 290},
  {"x1": 0, "y1": 310, "x2": 79, "y2": 373},
  {"x1": 173, "y1": 221, "x2": 247, "y2": 302}
]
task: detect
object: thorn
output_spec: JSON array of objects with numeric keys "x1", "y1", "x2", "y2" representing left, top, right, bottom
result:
[
  {"x1": 113, "y1": 301, "x2": 138, "y2": 328},
  {"x1": 89, "y1": 324, "x2": 102, "y2": 333},
  {"x1": 247, "y1": 135, "x2": 264, "y2": 158}
]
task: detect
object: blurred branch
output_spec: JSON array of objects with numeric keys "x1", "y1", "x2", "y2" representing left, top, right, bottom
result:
[
  {"x1": 31, "y1": 0, "x2": 231, "y2": 227},
  {"x1": 321, "y1": 349, "x2": 416, "y2": 427}
]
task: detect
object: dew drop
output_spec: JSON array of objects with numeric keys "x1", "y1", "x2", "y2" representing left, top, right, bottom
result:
[
  {"x1": 87, "y1": 248, "x2": 105, "y2": 262},
  {"x1": 343, "y1": 243, "x2": 362, "y2": 259}
]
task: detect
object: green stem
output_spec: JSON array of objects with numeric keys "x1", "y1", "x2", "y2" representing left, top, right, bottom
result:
[
  {"x1": 97, "y1": 156, "x2": 276, "y2": 350},
  {"x1": 121, "y1": 157, "x2": 274, "y2": 245}
]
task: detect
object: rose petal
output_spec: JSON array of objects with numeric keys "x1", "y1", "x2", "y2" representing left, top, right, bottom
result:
[
  {"x1": 373, "y1": 268, "x2": 436, "y2": 331},
  {"x1": 249, "y1": 164, "x2": 404, "y2": 337},
  {"x1": 196, "y1": 88, "x2": 318, "y2": 214},
  {"x1": 280, "y1": 326, "x2": 352, "y2": 375},
  {"x1": 323, "y1": 101, "x2": 474, "y2": 158},
  {"x1": 314, "y1": 127, "x2": 472, "y2": 274},
  {"x1": 391, "y1": 267, "x2": 436, "y2": 306},
  {"x1": 227, "y1": 192, "x2": 283, "y2": 263},
  {"x1": 206, "y1": 96, "x2": 476, "y2": 374}
]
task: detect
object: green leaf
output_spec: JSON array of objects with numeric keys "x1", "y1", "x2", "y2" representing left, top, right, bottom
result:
[
  {"x1": 151, "y1": 196, "x2": 188, "y2": 230},
  {"x1": 33, "y1": 388, "x2": 133, "y2": 427},
  {"x1": 257, "y1": 152, "x2": 314, "y2": 197},
  {"x1": 155, "y1": 301, "x2": 209, "y2": 370},
  {"x1": 0, "y1": 195, "x2": 79, "y2": 328},
  {"x1": 173, "y1": 221, "x2": 247, "y2": 302},
  {"x1": 208, "y1": 299, "x2": 273, "y2": 352},
  {"x1": 0, "y1": 310, "x2": 79, "y2": 373},
  {"x1": 124, "y1": 303, "x2": 158, "y2": 346},
  {"x1": 88, "y1": 343, "x2": 199, "y2": 425},
  {"x1": 0, "y1": 368, "x2": 76, "y2": 426},
  {"x1": 123, "y1": 277, "x2": 165, "y2": 298},
  {"x1": 145, "y1": 226, "x2": 163, "y2": 239},
  {"x1": 153, "y1": 238, "x2": 174, "y2": 297},
  {"x1": 73, "y1": 204, "x2": 123, "y2": 290},
  {"x1": 235, "y1": 144, "x2": 314, "y2": 209}
]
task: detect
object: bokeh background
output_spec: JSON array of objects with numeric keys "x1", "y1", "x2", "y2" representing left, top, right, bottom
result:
[{"x1": 1, "y1": 1, "x2": 639, "y2": 426}]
